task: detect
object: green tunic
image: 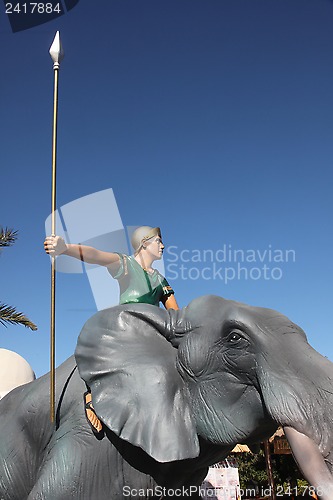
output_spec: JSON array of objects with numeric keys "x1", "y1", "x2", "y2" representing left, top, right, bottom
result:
[{"x1": 107, "y1": 253, "x2": 174, "y2": 307}]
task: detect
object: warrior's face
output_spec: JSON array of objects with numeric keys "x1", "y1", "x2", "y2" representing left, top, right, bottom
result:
[{"x1": 144, "y1": 235, "x2": 164, "y2": 261}]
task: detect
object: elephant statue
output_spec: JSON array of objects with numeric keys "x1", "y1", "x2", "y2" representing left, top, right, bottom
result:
[{"x1": 0, "y1": 295, "x2": 333, "y2": 499}]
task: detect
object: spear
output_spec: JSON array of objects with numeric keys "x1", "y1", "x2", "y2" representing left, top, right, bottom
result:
[{"x1": 49, "y1": 31, "x2": 64, "y2": 422}]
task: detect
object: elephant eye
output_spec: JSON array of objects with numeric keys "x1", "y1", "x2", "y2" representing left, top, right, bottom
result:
[{"x1": 227, "y1": 331, "x2": 243, "y2": 344}]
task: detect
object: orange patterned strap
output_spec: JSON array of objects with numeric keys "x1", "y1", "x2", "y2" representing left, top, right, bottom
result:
[{"x1": 84, "y1": 391, "x2": 104, "y2": 436}]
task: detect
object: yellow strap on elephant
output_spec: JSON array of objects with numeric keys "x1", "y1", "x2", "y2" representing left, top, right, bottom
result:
[{"x1": 84, "y1": 391, "x2": 104, "y2": 438}]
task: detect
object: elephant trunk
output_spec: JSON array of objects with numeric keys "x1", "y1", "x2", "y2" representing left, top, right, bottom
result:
[
  {"x1": 284, "y1": 426, "x2": 333, "y2": 500},
  {"x1": 257, "y1": 338, "x2": 333, "y2": 460},
  {"x1": 247, "y1": 314, "x2": 333, "y2": 497}
]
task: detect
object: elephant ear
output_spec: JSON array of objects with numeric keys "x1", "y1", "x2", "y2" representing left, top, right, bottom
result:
[{"x1": 74, "y1": 304, "x2": 199, "y2": 463}]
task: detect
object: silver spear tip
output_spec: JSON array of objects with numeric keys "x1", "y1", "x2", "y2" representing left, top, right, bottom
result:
[{"x1": 49, "y1": 31, "x2": 64, "y2": 68}]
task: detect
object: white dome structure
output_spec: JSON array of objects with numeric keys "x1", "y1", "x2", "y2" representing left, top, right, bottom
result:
[{"x1": 0, "y1": 348, "x2": 35, "y2": 400}]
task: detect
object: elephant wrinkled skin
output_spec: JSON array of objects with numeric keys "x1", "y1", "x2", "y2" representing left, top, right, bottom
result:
[{"x1": 0, "y1": 295, "x2": 333, "y2": 499}]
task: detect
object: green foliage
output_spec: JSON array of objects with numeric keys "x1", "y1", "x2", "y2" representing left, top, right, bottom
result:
[
  {"x1": 230, "y1": 448, "x2": 304, "y2": 491},
  {"x1": 0, "y1": 227, "x2": 38, "y2": 331},
  {"x1": 232, "y1": 450, "x2": 268, "y2": 487},
  {"x1": 0, "y1": 303, "x2": 38, "y2": 331},
  {"x1": 0, "y1": 227, "x2": 18, "y2": 248}
]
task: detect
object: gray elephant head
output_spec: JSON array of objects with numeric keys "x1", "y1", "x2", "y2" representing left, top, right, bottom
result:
[
  {"x1": 1, "y1": 294, "x2": 333, "y2": 500},
  {"x1": 75, "y1": 294, "x2": 333, "y2": 479}
]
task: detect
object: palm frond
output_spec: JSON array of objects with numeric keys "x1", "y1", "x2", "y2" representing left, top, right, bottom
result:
[
  {"x1": 0, "y1": 227, "x2": 18, "y2": 248},
  {"x1": 0, "y1": 303, "x2": 38, "y2": 331}
]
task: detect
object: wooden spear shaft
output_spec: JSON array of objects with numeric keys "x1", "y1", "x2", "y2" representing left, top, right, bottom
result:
[{"x1": 49, "y1": 32, "x2": 64, "y2": 422}]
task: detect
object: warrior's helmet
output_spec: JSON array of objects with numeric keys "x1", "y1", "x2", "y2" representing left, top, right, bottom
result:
[{"x1": 131, "y1": 226, "x2": 161, "y2": 254}]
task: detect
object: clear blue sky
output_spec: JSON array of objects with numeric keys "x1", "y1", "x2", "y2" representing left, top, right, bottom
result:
[{"x1": 1, "y1": 0, "x2": 333, "y2": 378}]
